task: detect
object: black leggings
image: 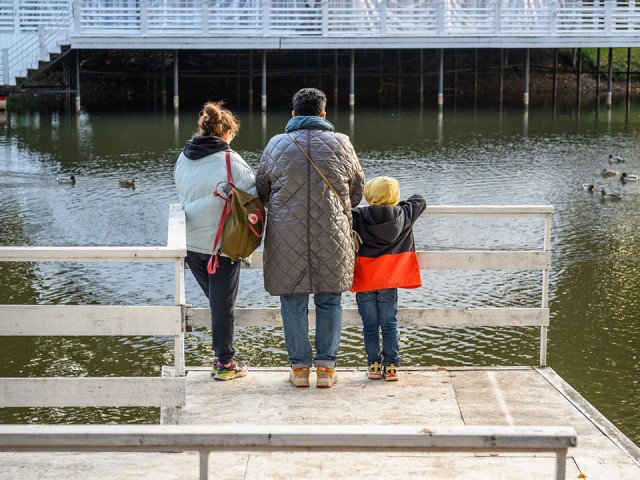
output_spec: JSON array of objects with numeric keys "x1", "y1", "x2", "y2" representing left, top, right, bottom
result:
[{"x1": 186, "y1": 251, "x2": 241, "y2": 365}]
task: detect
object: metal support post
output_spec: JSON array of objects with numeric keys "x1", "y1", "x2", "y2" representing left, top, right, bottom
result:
[
  {"x1": 261, "y1": 50, "x2": 267, "y2": 112},
  {"x1": 438, "y1": 49, "x2": 444, "y2": 109},
  {"x1": 607, "y1": 47, "x2": 613, "y2": 109},
  {"x1": 248, "y1": 50, "x2": 254, "y2": 110},
  {"x1": 173, "y1": 50, "x2": 179, "y2": 111},
  {"x1": 524, "y1": 49, "x2": 530, "y2": 108},
  {"x1": 75, "y1": 50, "x2": 81, "y2": 113},
  {"x1": 576, "y1": 48, "x2": 582, "y2": 107},
  {"x1": 349, "y1": 49, "x2": 355, "y2": 108},
  {"x1": 419, "y1": 49, "x2": 424, "y2": 106}
]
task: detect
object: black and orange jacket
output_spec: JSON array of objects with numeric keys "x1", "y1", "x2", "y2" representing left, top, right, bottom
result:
[{"x1": 350, "y1": 194, "x2": 427, "y2": 293}]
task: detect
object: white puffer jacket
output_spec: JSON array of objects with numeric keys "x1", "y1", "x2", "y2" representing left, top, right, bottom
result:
[{"x1": 175, "y1": 136, "x2": 257, "y2": 255}]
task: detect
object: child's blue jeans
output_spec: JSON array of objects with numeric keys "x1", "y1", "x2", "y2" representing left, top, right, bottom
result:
[{"x1": 356, "y1": 288, "x2": 400, "y2": 366}]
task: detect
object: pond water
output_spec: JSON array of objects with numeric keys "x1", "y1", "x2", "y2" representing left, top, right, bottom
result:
[{"x1": 0, "y1": 104, "x2": 639, "y2": 446}]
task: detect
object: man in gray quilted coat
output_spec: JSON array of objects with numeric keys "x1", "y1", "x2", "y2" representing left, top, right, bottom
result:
[{"x1": 256, "y1": 88, "x2": 364, "y2": 389}]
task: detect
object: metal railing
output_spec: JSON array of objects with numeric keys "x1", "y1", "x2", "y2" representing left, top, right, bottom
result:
[{"x1": 0, "y1": 424, "x2": 577, "y2": 480}]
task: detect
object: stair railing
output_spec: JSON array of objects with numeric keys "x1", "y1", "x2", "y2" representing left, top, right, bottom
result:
[{"x1": 3, "y1": 2, "x2": 72, "y2": 86}]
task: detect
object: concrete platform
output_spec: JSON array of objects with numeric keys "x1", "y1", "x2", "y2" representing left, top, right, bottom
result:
[{"x1": 1, "y1": 366, "x2": 639, "y2": 479}]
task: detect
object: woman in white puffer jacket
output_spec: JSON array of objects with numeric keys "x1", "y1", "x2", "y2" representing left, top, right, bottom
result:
[{"x1": 174, "y1": 101, "x2": 256, "y2": 381}]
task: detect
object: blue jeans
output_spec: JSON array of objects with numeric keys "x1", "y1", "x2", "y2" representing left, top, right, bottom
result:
[
  {"x1": 280, "y1": 293, "x2": 342, "y2": 370},
  {"x1": 356, "y1": 288, "x2": 400, "y2": 366}
]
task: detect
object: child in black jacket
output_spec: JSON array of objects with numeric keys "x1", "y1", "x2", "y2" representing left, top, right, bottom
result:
[{"x1": 351, "y1": 176, "x2": 426, "y2": 381}]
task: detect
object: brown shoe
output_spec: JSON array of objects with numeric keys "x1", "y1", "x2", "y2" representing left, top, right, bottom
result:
[
  {"x1": 289, "y1": 367, "x2": 310, "y2": 388},
  {"x1": 316, "y1": 366, "x2": 338, "y2": 388}
]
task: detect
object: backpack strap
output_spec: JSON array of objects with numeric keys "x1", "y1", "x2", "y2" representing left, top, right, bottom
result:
[{"x1": 207, "y1": 150, "x2": 234, "y2": 274}]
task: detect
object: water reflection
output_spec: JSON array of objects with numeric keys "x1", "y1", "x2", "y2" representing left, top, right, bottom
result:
[{"x1": 1, "y1": 105, "x2": 640, "y2": 444}]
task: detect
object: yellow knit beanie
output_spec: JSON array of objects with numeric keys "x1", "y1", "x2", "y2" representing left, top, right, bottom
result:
[{"x1": 364, "y1": 176, "x2": 400, "y2": 206}]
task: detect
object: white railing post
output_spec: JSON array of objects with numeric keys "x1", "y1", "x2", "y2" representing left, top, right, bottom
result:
[
  {"x1": 13, "y1": 0, "x2": 19, "y2": 34},
  {"x1": 437, "y1": 0, "x2": 445, "y2": 35},
  {"x1": 263, "y1": 0, "x2": 271, "y2": 36},
  {"x1": 494, "y1": 0, "x2": 501, "y2": 35},
  {"x1": 321, "y1": 0, "x2": 329, "y2": 36},
  {"x1": 604, "y1": 0, "x2": 613, "y2": 35},
  {"x1": 140, "y1": 0, "x2": 148, "y2": 35},
  {"x1": 2, "y1": 48, "x2": 8, "y2": 85},
  {"x1": 38, "y1": 27, "x2": 46, "y2": 60},
  {"x1": 549, "y1": 0, "x2": 558, "y2": 35},
  {"x1": 202, "y1": 0, "x2": 209, "y2": 35},
  {"x1": 540, "y1": 213, "x2": 552, "y2": 367},
  {"x1": 73, "y1": 0, "x2": 81, "y2": 35},
  {"x1": 555, "y1": 449, "x2": 567, "y2": 480},
  {"x1": 380, "y1": 0, "x2": 387, "y2": 35}
]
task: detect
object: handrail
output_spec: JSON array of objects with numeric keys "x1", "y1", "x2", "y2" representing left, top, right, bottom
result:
[
  {"x1": 0, "y1": 204, "x2": 187, "y2": 421},
  {"x1": 2, "y1": 2, "x2": 72, "y2": 86},
  {"x1": 0, "y1": 424, "x2": 577, "y2": 480},
  {"x1": 0, "y1": 203, "x2": 552, "y2": 419}
]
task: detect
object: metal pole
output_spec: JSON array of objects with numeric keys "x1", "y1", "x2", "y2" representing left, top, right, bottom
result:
[
  {"x1": 474, "y1": 48, "x2": 478, "y2": 107},
  {"x1": 596, "y1": 48, "x2": 601, "y2": 103},
  {"x1": 626, "y1": 47, "x2": 632, "y2": 121},
  {"x1": 419, "y1": 48, "x2": 424, "y2": 106},
  {"x1": 161, "y1": 51, "x2": 167, "y2": 110},
  {"x1": 75, "y1": 50, "x2": 81, "y2": 113},
  {"x1": 173, "y1": 50, "x2": 179, "y2": 111},
  {"x1": 248, "y1": 50, "x2": 253, "y2": 111},
  {"x1": 552, "y1": 49, "x2": 557, "y2": 111},
  {"x1": 576, "y1": 48, "x2": 582, "y2": 108},
  {"x1": 555, "y1": 450, "x2": 567, "y2": 480},
  {"x1": 524, "y1": 48, "x2": 530, "y2": 108},
  {"x1": 318, "y1": 50, "x2": 322, "y2": 88},
  {"x1": 499, "y1": 49, "x2": 504, "y2": 107},
  {"x1": 397, "y1": 49, "x2": 401, "y2": 107},
  {"x1": 199, "y1": 450, "x2": 209, "y2": 480},
  {"x1": 333, "y1": 49, "x2": 338, "y2": 105},
  {"x1": 349, "y1": 49, "x2": 355, "y2": 109},
  {"x1": 607, "y1": 47, "x2": 613, "y2": 109},
  {"x1": 261, "y1": 50, "x2": 267, "y2": 112},
  {"x1": 438, "y1": 48, "x2": 444, "y2": 109}
]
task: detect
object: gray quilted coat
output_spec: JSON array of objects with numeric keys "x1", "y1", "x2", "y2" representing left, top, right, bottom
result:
[{"x1": 256, "y1": 128, "x2": 364, "y2": 295}]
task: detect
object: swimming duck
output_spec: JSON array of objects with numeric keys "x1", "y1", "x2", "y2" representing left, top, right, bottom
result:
[
  {"x1": 621, "y1": 172, "x2": 639, "y2": 182},
  {"x1": 601, "y1": 189, "x2": 622, "y2": 200},
  {"x1": 582, "y1": 183, "x2": 596, "y2": 192},
  {"x1": 119, "y1": 178, "x2": 136, "y2": 188},
  {"x1": 609, "y1": 154, "x2": 625, "y2": 163},
  {"x1": 56, "y1": 174, "x2": 76, "y2": 185},
  {"x1": 600, "y1": 168, "x2": 619, "y2": 177}
]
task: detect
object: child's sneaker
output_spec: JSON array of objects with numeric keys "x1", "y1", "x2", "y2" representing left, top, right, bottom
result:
[
  {"x1": 367, "y1": 362, "x2": 383, "y2": 379},
  {"x1": 383, "y1": 364, "x2": 399, "y2": 382},
  {"x1": 316, "y1": 366, "x2": 338, "y2": 388},
  {"x1": 214, "y1": 359, "x2": 248, "y2": 381},
  {"x1": 210, "y1": 357, "x2": 222, "y2": 375},
  {"x1": 289, "y1": 367, "x2": 311, "y2": 388}
]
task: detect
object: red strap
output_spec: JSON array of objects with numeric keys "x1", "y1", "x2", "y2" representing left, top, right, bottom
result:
[
  {"x1": 225, "y1": 150, "x2": 234, "y2": 185},
  {"x1": 207, "y1": 150, "x2": 235, "y2": 274}
]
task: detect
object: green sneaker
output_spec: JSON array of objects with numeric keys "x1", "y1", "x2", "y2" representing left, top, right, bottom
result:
[{"x1": 214, "y1": 359, "x2": 248, "y2": 381}]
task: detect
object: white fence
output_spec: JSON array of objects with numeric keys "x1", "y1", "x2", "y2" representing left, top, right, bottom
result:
[
  {"x1": 0, "y1": 424, "x2": 577, "y2": 480},
  {"x1": 3, "y1": 0, "x2": 640, "y2": 86},
  {"x1": 0, "y1": 204, "x2": 187, "y2": 421},
  {"x1": 0, "y1": 202, "x2": 552, "y2": 421}
]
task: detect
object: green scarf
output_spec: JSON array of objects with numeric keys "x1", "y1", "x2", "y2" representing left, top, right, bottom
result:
[{"x1": 284, "y1": 115, "x2": 335, "y2": 133}]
